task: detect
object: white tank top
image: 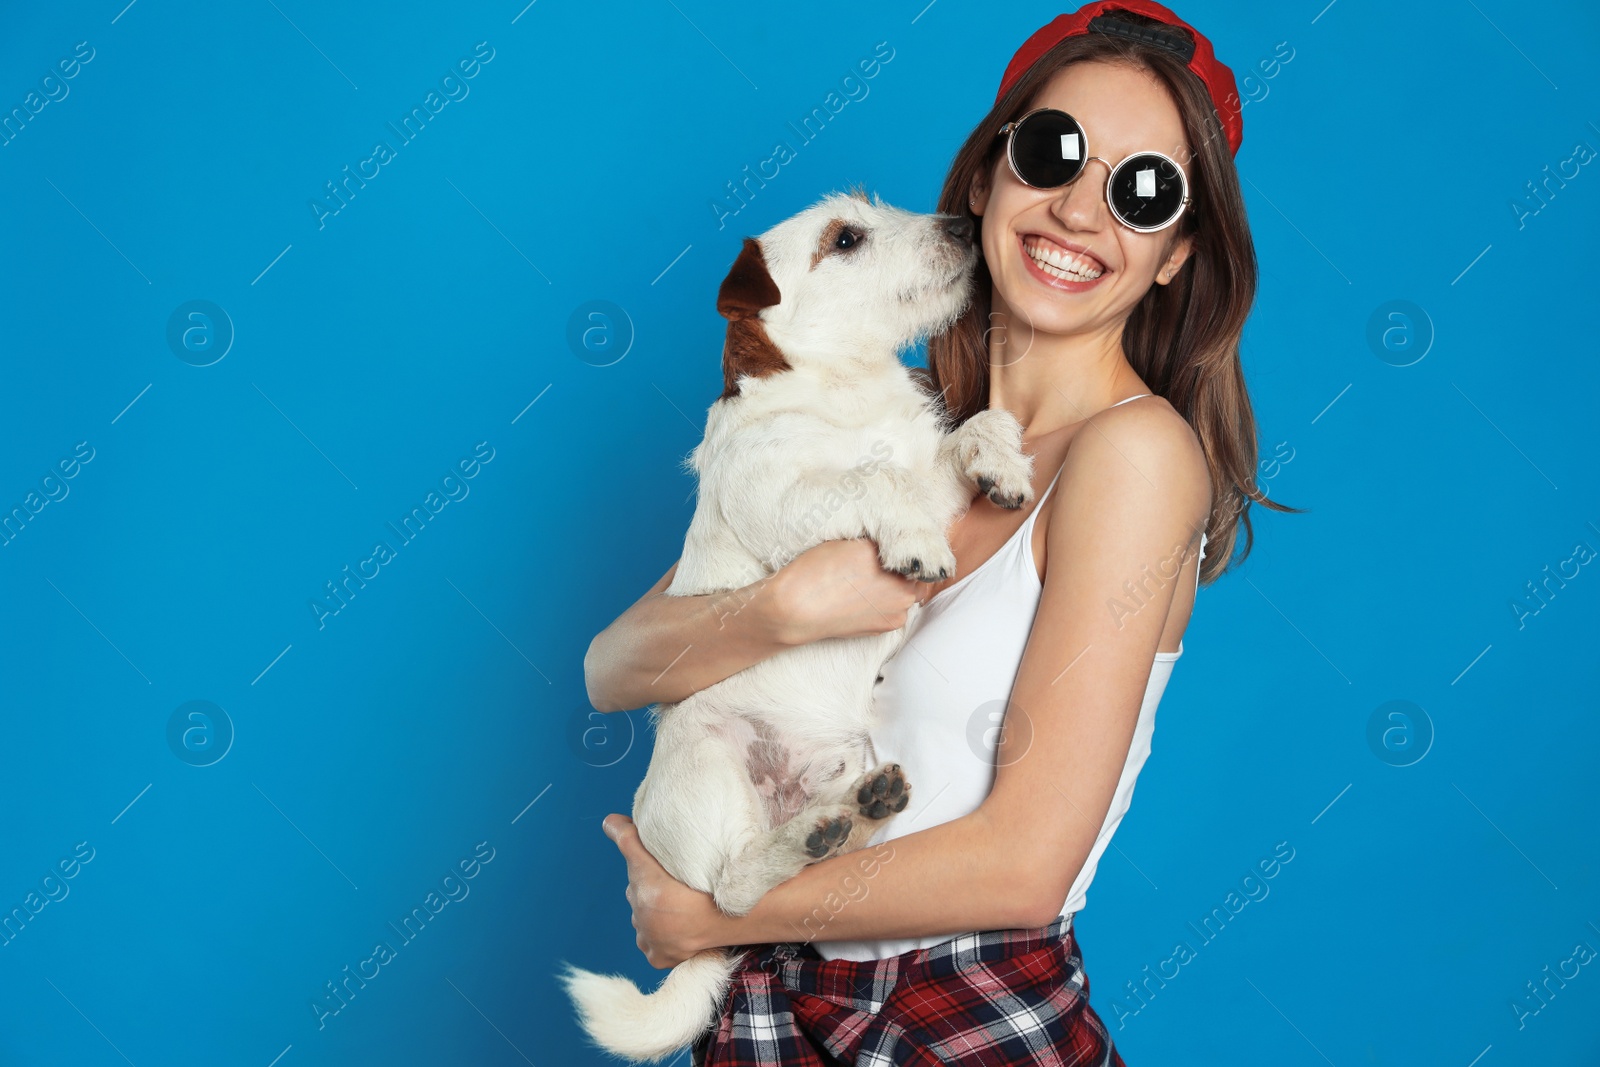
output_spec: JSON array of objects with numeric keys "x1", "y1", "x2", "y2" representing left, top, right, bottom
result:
[{"x1": 819, "y1": 395, "x2": 1206, "y2": 961}]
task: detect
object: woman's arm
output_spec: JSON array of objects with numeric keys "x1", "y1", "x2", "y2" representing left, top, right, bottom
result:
[
  {"x1": 582, "y1": 560, "x2": 781, "y2": 713},
  {"x1": 604, "y1": 401, "x2": 1212, "y2": 962},
  {"x1": 584, "y1": 539, "x2": 928, "y2": 713}
]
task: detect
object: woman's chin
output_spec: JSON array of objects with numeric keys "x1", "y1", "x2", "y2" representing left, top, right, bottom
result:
[{"x1": 995, "y1": 289, "x2": 1095, "y2": 338}]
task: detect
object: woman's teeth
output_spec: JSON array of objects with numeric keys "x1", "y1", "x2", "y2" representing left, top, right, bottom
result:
[{"x1": 1024, "y1": 237, "x2": 1104, "y2": 281}]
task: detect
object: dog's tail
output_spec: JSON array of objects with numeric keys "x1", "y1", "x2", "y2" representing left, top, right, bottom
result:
[{"x1": 558, "y1": 948, "x2": 746, "y2": 1062}]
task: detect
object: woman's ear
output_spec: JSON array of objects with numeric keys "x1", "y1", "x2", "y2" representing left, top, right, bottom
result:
[
  {"x1": 1155, "y1": 232, "x2": 1195, "y2": 285},
  {"x1": 968, "y1": 176, "x2": 990, "y2": 217}
]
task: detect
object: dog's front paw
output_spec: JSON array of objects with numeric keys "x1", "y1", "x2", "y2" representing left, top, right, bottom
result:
[
  {"x1": 854, "y1": 762, "x2": 911, "y2": 820},
  {"x1": 957, "y1": 410, "x2": 1034, "y2": 510},
  {"x1": 975, "y1": 472, "x2": 1032, "y2": 510},
  {"x1": 878, "y1": 530, "x2": 957, "y2": 584}
]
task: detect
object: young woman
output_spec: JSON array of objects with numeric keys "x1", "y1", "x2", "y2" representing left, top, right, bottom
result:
[{"x1": 585, "y1": 3, "x2": 1293, "y2": 1061}]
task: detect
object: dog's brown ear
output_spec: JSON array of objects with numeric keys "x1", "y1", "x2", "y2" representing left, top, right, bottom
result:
[
  {"x1": 715, "y1": 239, "x2": 789, "y2": 399},
  {"x1": 717, "y1": 237, "x2": 781, "y2": 321}
]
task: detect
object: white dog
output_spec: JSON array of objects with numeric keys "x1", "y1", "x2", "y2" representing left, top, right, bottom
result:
[{"x1": 559, "y1": 190, "x2": 1035, "y2": 1061}]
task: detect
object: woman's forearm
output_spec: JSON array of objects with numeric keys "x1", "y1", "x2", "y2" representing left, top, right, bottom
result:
[
  {"x1": 704, "y1": 808, "x2": 1072, "y2": 949},
  {"x1": 583, "y1": 562, "x2": 795, "y2": 712}
]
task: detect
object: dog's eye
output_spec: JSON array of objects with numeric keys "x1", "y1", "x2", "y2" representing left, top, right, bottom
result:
[{"x1": 835, "y1": 228, "x2": 861, "y2": 250}]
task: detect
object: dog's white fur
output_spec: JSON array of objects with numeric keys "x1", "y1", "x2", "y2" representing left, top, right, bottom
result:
[{"x1": 559, "y1": 191, "x2": 1034, "y2": 1061}]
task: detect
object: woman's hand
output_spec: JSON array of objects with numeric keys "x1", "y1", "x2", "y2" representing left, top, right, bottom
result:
[
  {"x1": 767, "y1": 538, "x2": 927, "y2": 646},
  {"x1": 602, "y1": 814, "x2": 727, "y2": 969}
]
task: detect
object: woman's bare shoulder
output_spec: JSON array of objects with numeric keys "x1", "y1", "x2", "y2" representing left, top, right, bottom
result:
[{"x1": 1057, "y1": 395, "x2": 1211, "y2": 535}]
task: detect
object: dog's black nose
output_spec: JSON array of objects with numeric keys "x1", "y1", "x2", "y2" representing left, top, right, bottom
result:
[{"x1": 942, "y1": 215, "x2": 975, "y2": 245}]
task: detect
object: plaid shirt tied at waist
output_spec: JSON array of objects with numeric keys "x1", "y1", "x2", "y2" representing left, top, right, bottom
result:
[{"x1": 691, "y1": 914, "x2": 1127, "y2": 1067}]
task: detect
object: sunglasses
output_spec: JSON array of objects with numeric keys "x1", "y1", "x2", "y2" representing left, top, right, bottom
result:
[{"x1": 996, "y1": 107, "x2": 1192, "y2": 233}]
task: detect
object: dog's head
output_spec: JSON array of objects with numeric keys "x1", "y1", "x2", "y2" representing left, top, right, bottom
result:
[{"x1": 715, "y1": 189, "x2": 978, "y2": 399}]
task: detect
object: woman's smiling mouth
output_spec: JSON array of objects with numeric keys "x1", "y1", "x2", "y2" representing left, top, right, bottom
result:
[{"x1": 1019, "y1": 233, "x2": 1110, "y2": 290}]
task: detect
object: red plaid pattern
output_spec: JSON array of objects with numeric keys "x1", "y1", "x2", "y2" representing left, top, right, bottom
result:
[{"x1": 691, "y1": 916, "x2": 1126, "y2": 1066}]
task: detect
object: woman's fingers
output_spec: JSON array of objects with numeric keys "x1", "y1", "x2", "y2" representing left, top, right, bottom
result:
[
  {"x1": 774, "y1": 538, "x2": 928, "y2": 642},
  {"x1": 603, "y1": 818, "x2": 636, "y2": 910},
  {"x1": 601, "y1": 814, "x2": 672, "y2": 963},
  {"x1": 597, "y1": 815, "x2": 720, "y2": 969},
  {"x1": 603, "y1": 814, "x2": 645, "y2": 876},
  {"x1": 605, "y1": 814, "x2": 672, "y2": 888}
]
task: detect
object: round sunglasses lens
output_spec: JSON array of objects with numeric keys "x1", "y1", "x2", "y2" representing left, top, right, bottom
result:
[
  {"x1": 1011, "y1": 110, "x2": 1087, "y2": 188},
  {"x1": 1108, "y1": 153, "x2": 1186, "y2": 230}
]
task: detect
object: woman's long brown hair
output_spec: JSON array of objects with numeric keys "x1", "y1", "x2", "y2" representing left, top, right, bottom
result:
[{"x1": 922, "y1": 11, "x2": 1300, "y2": 584}]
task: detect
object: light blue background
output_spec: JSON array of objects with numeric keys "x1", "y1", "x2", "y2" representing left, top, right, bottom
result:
[{"x1": 1, "y1": 1, "x2": 1596, "y2": 1064}]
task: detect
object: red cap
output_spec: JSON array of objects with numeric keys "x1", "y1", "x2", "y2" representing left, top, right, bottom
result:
[{"x1": 994, "y1": 1, "x2": 1243, "y2": 156}]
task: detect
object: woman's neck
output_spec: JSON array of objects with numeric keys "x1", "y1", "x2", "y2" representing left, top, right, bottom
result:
[{"x1": 985, "y1": 303, "x2": 1142, "y2": 438}]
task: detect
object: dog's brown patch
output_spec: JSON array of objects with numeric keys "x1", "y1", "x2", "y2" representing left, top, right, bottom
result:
[
  {"x1": 809, "y1": 218, "x2": 853, "y2": 270},
  {"x1": 719, "y1": 318, "x2": 788, "y2": 400},
  {"x1": 717, "y1": 237, "x2": 790, "y2": 399}
]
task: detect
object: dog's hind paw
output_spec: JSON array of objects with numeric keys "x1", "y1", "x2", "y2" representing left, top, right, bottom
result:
[
  {"x1": 854, "y1": 763, "x2": 910, "y2": 820},
  {"x1": 803, "y1": 811, "x2": 854, "y2": 859}
]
